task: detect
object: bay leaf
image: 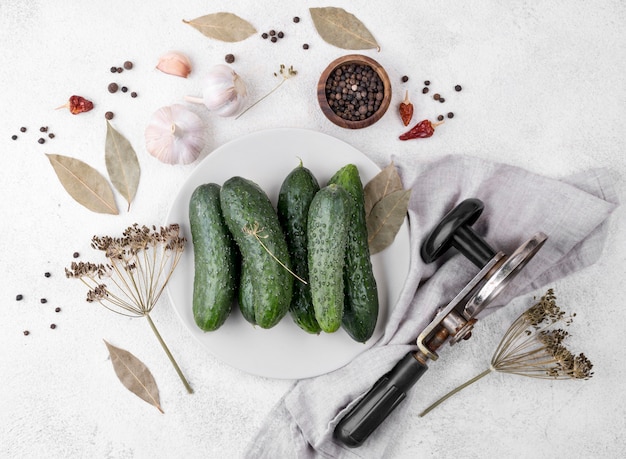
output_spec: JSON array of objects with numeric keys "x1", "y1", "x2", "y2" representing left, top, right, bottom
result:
[
  {"x1": 363, "y1": 162, "x2": 403, "y2": 216},
  {"x1": 104, "y1": 340, "x2": 164, "y2": 414},
  {"x1": 105, "y1": 121, "x2": 140, "y2": 211},
  {"x1": 46, "y1": 154, "x2": 119, "y2": 215},
  {"x1": 182, "y1": 13, "x2": 256, "y2": 42},
  {"x1": 367, "y1": 189, "x2": 411, "y2": 255},
  {"x1": 309, "y1": 7, "x2": 380, "y2": 51}
]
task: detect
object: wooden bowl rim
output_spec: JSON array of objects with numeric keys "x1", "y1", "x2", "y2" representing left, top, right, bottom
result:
[{"x1": 317, "y1": 54, "x2": 392, "y2": 130}]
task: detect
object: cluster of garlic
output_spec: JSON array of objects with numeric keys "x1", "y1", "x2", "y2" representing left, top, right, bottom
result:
[{"x1": 146, "y1": 52, "x2": 248, "y2": 165}]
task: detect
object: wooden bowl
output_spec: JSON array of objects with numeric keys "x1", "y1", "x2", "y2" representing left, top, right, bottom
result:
[{"x1": 317, "y1": 54, "x2": 392, "y2": 129}]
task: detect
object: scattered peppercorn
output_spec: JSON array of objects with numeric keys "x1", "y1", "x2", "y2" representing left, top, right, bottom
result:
[
  {"x1": 50, "y1": 324, "x2": 56, "y2": 329},
  {"x1": 424, "y1": 80, "x2": 430, "y2": 86},
  {"x1": 73, "y1": 252, "x2": 80, "y2": 258},
  {"x1": 41, "y1": 298, "x2": 47, "y2": 304},
  {"x1": 271, "y1": 36, "x2": 277, "y2": 43},
  {"x1": 38, "y1": 138, "x2": 45, "y2": 144},
  {"x1": 110, "y1": 66, "x2": 118, "y2": 73},
  {"x1": 422, "y1": 87, "x2": 429, "y2": 94},
  {"x1": 23, "y1": 330, "x2": 30, "y2": 336},
  {"x1": 108, "y1": 82, "x2": 119, "y2": 93},
  {"x1": 44, "y1": 272, "x2": 51, "y2": 278},
  {"x1": 262, "y1": 32, "x2": 268, "y2": 39},
  {"x1": 55, "y1": 307, "x2": 61, "y2": 313},
  {"x1": 124, "y1": 61, "x2": 133, "y2": 70},
  {"x1": 105, "y1": 111, "x2": 114, "y2": 120},
  {"x1": 277, "y1": 31, "x2": 284, "y2": 38},
  {"x1": 121, "y1": 86, "x2": 128, "y2": 93},
  {"x1": 433, "y1": 93, "x2": 440, "y2": 100},
  {"x1": 130, "y1": 92, "x2": 137, "y2": 98},
  {"x1": 11, "y1": 135, "x2": 17, "y2": 140},
  {"x1": 437, "y1": 114, "x2": 444, "y2": 121},
  {"x1": 303, "y1": 43, "x2": 309, "y2": 50},
  {"x1": 455, "y1": 85, "x2": 462, "y2": 92},
  {"x1": 16, "y1": 294, "x2": 23, "y2": 301},
  {"x1": 116, "y1": 67, "x2": 123, "y2": 73},
  {"x1": 401, "y1": 75, "x2": 409, "y2": 83},
  {"x1": 20, "y1": 127, "x2": 27, "y2": 132},
  {"x1": 48, "y1": 133, "x2": 55, "y2": 139},
  {"x1": 447, "y1": 112, "x2": 454, "y2": 118},
  {"x1": 293, "y1": 16, "x2": 300, "y2": 23},
  {"x1": 40, "y1": 126, "x2": 48, "y2": 132},
  {"x1": 439, "y1": 97, "x2": 446, "y2": 103},
  {"x1": 225, "y1": 54, "x2": 235, "y2": 64},
  {"x1": 269, "y1": 30, "x2": 276, "y2": 36}
]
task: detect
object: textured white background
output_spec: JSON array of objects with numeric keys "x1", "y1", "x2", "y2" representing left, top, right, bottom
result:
[{"x1": 1, "y1": 1, "x2": 624, "y2": 458}]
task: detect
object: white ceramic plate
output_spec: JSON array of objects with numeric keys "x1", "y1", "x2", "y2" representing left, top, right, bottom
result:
[{"x1": 166, "y1": 128, "x2": 410, "y2": 379}]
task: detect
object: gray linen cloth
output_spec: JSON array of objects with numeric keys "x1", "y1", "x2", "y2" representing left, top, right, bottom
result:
[{"x1": 244, "y1": 154, "x2": 618, "y2": 459}]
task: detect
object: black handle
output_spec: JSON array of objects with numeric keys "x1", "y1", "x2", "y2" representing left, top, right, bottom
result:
[
  {"x1": 333, "y1": 353, "x2": 428, "y2": 448},
  {"x1": 420, "y1": 198, "x2": 496, "y2": 268}
]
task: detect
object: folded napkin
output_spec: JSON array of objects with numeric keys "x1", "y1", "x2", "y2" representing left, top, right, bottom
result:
[{"x1": 244, "y1": 154, "x2": 618, "y2": 459}]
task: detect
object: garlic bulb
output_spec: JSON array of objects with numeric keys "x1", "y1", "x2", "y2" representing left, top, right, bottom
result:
[
  {"x1": 145, "y1": 104, "x2": 205, "y2": 165},
  {"x1": 185, "y1": 64, "x2": 247, "y2": 117},
  {"x1": 156, "y1": 51, "x2": 192, "y2": 78}
]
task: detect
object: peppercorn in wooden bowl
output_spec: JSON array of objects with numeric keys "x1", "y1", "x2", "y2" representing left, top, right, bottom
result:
[{"x1": 317, "y1": 54, "x2": 391, "y2": 129}]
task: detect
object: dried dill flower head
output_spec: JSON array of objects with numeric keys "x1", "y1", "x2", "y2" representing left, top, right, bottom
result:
[
  {"x1": 420, "y1": 289, "x2": 593, "y2": 416},
  {"x1": 66, "y1": 223, "x2": 192, "y2": 393}
]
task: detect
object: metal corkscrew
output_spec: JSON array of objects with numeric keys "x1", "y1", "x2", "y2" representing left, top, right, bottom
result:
[{"x1": 334, "y1": 198, "x2": 547, "y2": 447}]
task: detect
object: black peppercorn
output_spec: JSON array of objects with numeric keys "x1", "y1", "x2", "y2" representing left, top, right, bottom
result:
[
  {"x1": 277, "y1": 31, "x2": 284, "y2": 38},
  {"x1": 23, "y1": 330, "x2": 30, "y2": 336},
  {"x1": 270, "y1": 36, "x2": 277, "y2": 43},
  {"x1": 439, "y1": 97, "x2": 446, "y2": 103},
  {"x1": 110, "y1": 66, "x2": 118, "y2": 73},
  {"x1": 38, "y1": 138, "x2": 45, "y2": 144},
  {"x1": 41, "y1": 298, "x2": 47, "y2": 304},
  {"x1": 20, "y1": 127, "x2": 27, "y2": 132},
  {"x1": 121, "y1": 86, "x2": 128, "y2": 93},
  {"x1": 269, "y1": 30, "x2": 276, "y2": 36},
  {"x1": 117, "y1": 67, "x2": 123, "y2": 73},
  {"x1": 124, "y1": 61, "x2": 133, "y2": 70},
  {"x1": 262, "y1": 32, "x2": 268, "y2": 39},
  {"x1": 44, "y1": 272, "x2": 51, "y2": 278},
  {"x1": 455, "y1": 85, "x2": 462, "y2": 92},
  {"x1": 424, "y1": 80, "x2": 430, "y2": 86},
  {"x1": 40, "y1": 126, "x2": 48, "y2": 132},
  {"x1": 437, "y1": 114, "x2": 444, "y2": 121},
  {"x1": 401, "y1": 75, "x2": 409, "y2": 83},
  {"x1": 50, "y1": 324, "x2": 56, "y2": 329},
  {"x1": 303, "y1": 43, "x2": 309, "y2": 50},
  {"x1": 55, "y1": 307, "x2": 61, "y2": 313},
  {"x1": 16, "y1": 294, "x2": 23, "y2": 301},
  {"x1": 447, "y1": 112, "x2": 454, "y2": 118},
  {"x1": 11, "y1": 135, "x2": 17, "y2": 140},
  {"x1": 293, "y1": 16, "x2": 300, "y2": 23},
  {"x1": 73, "y1": 252, "x2": 80, "y2": 258},
  {"x1": 130, "y1": 92, "x2": 137, "y2": 98},
  {"x1": 48, "y1": 133, "x2": 55, "y2": 139},
  {"x1": 225, "y1": 54, "x2": 235, "y2": 63},
  {"x1": 105, "y1": 111, "x2": 114, "y2": 120},
  {"x1": 422, "y1": 87, "x2": 429, "y2": 94}
]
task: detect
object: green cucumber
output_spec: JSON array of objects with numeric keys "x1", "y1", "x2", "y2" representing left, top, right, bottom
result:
[
  {"x1": 277, "y1": 161, "x2": 322, "y2": 334},
  {"x1": 328, "y1": 164, "x2": 379, "y2": 342},
  {"x1": 189, "y1": 183, "x2": 239, "y2": 331},
  {"x1": 220, "y1": 176, "x2": 293, "y2": 329},
  {"x1": 307, "y1": 184, "x2": 351, "y2": 333},
  {"x1": 238, "y1": 263, "x2": 256, "y2": 325}
]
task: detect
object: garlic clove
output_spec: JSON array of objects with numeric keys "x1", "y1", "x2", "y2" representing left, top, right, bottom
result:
[
  {"x1": 145, "y1": 104, "x2": 205, "y2": 165},
  {"x1": 185, "y1": 64, "x2": 247, "y2": 117},
  {"x1": 156, "y1": 51, "x2": 192, "y2": 78}
]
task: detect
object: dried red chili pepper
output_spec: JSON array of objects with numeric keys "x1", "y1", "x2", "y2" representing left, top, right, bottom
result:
[
  {"x1": 399, "y1": 90, "x2": 414, "y2": 126},
  {"x1": 399, "y1": 119, "x2": 442, "y2": 140},
  {"x1": 56, "y1": 95, "x2": 94, "y2": 114}
]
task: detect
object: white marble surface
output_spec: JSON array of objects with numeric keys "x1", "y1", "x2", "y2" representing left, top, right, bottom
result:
[{"x1": 1, "y1": 1, "x2": 625, "y2": 458}]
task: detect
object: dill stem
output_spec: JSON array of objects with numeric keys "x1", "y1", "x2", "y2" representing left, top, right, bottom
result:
[
  {"x1": 235, "y1": 78, "x2": 286, "y2": 120},
  {"x1": 145, "y1": 313, "x2": 193, "y2": 394},
  {"x1": 419, "y1": 368, "x2": 493, "y2": 417}
]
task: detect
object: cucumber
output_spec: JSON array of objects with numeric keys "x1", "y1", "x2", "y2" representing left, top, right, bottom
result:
[
  {"x1": 328, "y1": 164, "x2": 379, "y2": 342},
  {"x1": 307, "y1": 184, "x2": 351, "y2": 333},
  {"x1": 238, "y1": 263, "x2": 256, "y2": 325},
  {"x1": 220, "y1": 176, "x2": 293, "y2": 329},
  {"x1": 189, "y1": 183, "x2": 239, "y2": 331},
  {"x1": 277, "y1": 162, "x2": 322, "y2": 334}
]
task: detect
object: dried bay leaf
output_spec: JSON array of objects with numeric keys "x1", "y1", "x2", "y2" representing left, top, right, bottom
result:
[
  {"x1": 183, "y1": 12, "x2": 256, "y2": 42},
  {"x1": 104, "y1": 340, "x2": 164, "y2": 414},
  {"x1": 46, "y1": 154, "x2": 119, "y2": 214},
  {"x1": 105, "y1": 121, "x2": 140, "y2": 211},
  {"x1": 363, "y1": 162, "x2": 403, "y2": 215},
  {"x1": 367, "y1": 189, "x2": 411, "y2": 255},
  {"x1": 309, "y1": 7, "x2": 380, "y2": 51}
]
